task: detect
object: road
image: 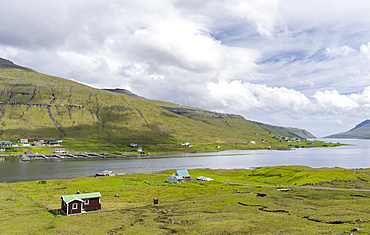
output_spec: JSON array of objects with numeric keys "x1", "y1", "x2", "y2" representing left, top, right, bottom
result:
[{"x1": 224, "y1": 182, "x2": 370, "y2": 192}]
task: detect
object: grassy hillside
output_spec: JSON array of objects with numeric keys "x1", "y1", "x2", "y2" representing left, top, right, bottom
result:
[
  {"x1": 0, "y1": 59, "x2": 273, "y2": 148},
  {"x1": 251, "y1": 121, "x2": 315, "y2": 139},
  {"x1": 1, "y1": 166, "x2": 369, "y2": 234},
  {"x1": 326, "y1": 120, "x2": 370, "y2": 139},
  {"x1": 148, "y1": 99, "x2": 316, "y2": 139},
  {"x1": 0, "y1": 58, "x2": 325, "y2": 154}
]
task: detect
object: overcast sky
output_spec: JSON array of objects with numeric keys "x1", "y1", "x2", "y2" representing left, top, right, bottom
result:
[{"x1": 1, "y1": 0, "x2": 370, "y2": 137}]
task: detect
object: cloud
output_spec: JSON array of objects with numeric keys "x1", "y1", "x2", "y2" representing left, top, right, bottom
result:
[
  {"x1": 313, "y1": 90, "x2": 359, "y2": 110},
  {"x1": 2, "y1": 0, "x2": 370, "y2": 136},
  {"x1": 325, "y1": 46, "x2": 357, "y2": 57},
  {"x1": 360, "y1": 42, "x2": 370, "y2": 57},
  {"x1": 205, "y1": 80, "x2": 310, "y2": 111}
]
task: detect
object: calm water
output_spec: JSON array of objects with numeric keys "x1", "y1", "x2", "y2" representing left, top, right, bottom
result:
[{"x1": 1, "y1": 139, "x2": 369, "y2": 182}]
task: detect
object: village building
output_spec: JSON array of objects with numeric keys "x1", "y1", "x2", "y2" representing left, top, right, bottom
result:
[
  {"x1": 55, "y1": 148, "x2": 66, "y2": 154},
  {"x1": 48, "y1": 141, "x2": 61, "y2": 146},
  {"x1": 19, "y1": 139, "x2": 28, "y2": 143},
  {"x1": 168, "y1": 175, "x2": 184, "y2": 184},
  {"x1": 0, "y1": 147, "x2": 6, "y2": 152},
  {"x1": 196, "y1": 176, "x2": 214, "y2": 181},
  {"x1": 61, "y1": 192, "x2": 101, "y2": 215},
  {"x1": 168, "y1": 170, "x2": 190, "y2": 184},
  {"x1": 54, "y1": 138, "x2": 63, "y2": 142},
  {"x1": 0, "y1": 141, "x2": 12, "y2": 146},
  {"x1": 22, "y1": 143, "x2": 31, "y2": 147},
  {"x1": 175, "y1": 170, "x2": 190, "y2": 181}
]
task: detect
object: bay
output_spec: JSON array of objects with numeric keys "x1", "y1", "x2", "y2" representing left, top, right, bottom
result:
[{"x1": 1, "y1": 138, "x2": 369, "y2": 182}]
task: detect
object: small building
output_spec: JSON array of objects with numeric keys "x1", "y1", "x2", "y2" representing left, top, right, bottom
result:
[
  {"x1": 37, "y1": 138, "x2": 45, "y2": 143},
  {"x1": 25, "y1": 151, "x2": 32, "y2": 155},
  {"x1": 26, "y1": 138, "x2": 35, "y2": 142},
  {"x1": 48, "y1": 141, "x2": 61, "y2": 146},
  {"x1": 23, "y1": 143, "x2": 31, "y2": 147},
  {"x1": 54, "y1": 138, "x2": 63, "y2": 143},
  {"x1": 0, "y1": 141, "x2": 12, "y2": 146},
  {"x1": 0, "y1": 147, "x2": 6, "y2": 152},
  {"x1": 168, "y1": 175, "x2": 184, "y2": 184},
  {"x1": 130, "y1": 143, "x2": 137, "y2": 147},
  {"x1": 180, "y1": 142, "x2": 190, "y2": 146},
  {"x1": 196, "y1": 176, "x2": 214, "y2": 181},
  {"x1": 19, "y1": 139, "x2": 28, "y2": 143},
  {"x1": 175, "y1": 170, "x2": 190, "y2": 182},
  {"x1": 137, "y1": 147, "x2": 144, "y2": 154},
  {"x1": 55, "y1": 148, "x2": 66, "y2": 154},
  {"x1": 249, "y1": 141, "x2": 256, "y2": 144},
  {"x1": 61, "y1": 192, "x2": 102, "y2": 215}
]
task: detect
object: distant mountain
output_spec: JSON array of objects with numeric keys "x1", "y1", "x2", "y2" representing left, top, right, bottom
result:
[
  {"x1": 0, "y1": 58, "x2": 32, "y2": 70},
  {"x1": 147, "y1": 99, "x2": 315, "y2": 139},
  {"x1": 251, "y1": 121, "x2": 315, "y2": 139},
  {"x1": 326, "y1": 119, "x2": 370, "y2": 139}
]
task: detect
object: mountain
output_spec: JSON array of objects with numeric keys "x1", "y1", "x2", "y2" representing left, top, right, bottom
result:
[
  {"x1": 326, "y1": 119, "x2": 370, "y2": 139},
  {"x1": 0, "y1": 57, "x2": 313, "y2": 148},
  {"x1": 250, "y1": 121, "x2": 315, "y2": 139},
  {"x1": 108, "y1": 92, "x2": 315, "y2": 140}
]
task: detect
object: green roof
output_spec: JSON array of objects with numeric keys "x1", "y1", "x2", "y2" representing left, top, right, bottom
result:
[
  {"x1": 175, "y1": 170, "x2": 189, "y2": 177},
  {"x1": 61, "y1": 192, "x2": 101, "y2": 204}
]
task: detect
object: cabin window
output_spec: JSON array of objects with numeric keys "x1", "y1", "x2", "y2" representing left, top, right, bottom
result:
[
  {"x1": 84, "y1": 199, "x2": 89, "y2": 205},
  {"x1": 72, "y1": 203, "x2": 78, "y2": 209}
]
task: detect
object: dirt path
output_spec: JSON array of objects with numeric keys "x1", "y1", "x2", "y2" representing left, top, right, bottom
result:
[{"x1": 224, "y1": 182, "x2": 370, "y2": 192}]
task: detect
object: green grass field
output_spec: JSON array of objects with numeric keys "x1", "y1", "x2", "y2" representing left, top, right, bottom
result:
[{"x1": 1, "y1": 166, "x2": 369, "y2": 234}]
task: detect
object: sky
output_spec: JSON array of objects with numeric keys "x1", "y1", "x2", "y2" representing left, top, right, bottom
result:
[{"x1": 1, "y1": 0, "x2": 370, "y2": 137}]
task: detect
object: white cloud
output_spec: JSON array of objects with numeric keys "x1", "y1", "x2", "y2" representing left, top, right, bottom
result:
[
  {"x1": 313, "y1": 90, "x2": 359, "y2": 110},
  {"x1": 360, "y1": 42, "x2": 370, "y2": 57},
  {"x1": 206, "y1": 80, "x2": 310, "y2": 111},
  {"x1": 3, "y1": 0, "x2": 370, "y2": 136},
  {"x1": 326, "y1": 46, "x2": 356, "y2": 57}
]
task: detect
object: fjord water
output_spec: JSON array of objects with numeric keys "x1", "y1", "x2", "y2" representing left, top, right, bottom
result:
[{"x1": 0, "y1": 139, "x2": 369, "y2": 182}]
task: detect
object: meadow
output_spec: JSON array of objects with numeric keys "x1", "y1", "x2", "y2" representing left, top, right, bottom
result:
[{"x1": 1, "y1": 166, "x2": 369, "y2": 234}]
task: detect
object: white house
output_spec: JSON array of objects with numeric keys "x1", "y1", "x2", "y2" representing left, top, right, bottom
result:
[
  {"x1": 55, "y1": 148, "x2": 66, "y2": 154},
  {"x1": 19, "y1": 139, "x2": 28, "y2": 143}
]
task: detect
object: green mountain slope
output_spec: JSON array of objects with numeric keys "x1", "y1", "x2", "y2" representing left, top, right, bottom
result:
[
  {"x1": 0, "y1": 58, "x2": 318, "y2": 153},
  {"x1": 251, "y1": 121, "x2": 315, "y2": 139},
  {"x1": 0, "y1": 58, "x2": 271, "y2": 146},
  {"x1": 326, "y1": 119, "x2": 370, "y2": 139},
  {"x1": 146, "y1": 98, "x2": 315, "y2": 139}
]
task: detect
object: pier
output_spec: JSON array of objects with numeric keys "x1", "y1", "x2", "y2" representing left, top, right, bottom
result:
[{"x1": 18, "y1": 152, "x2": 125, "y2": 161}]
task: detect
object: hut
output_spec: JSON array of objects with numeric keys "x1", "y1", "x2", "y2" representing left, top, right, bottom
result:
[
  {"x1": 175, "y1": 170, "x2": 190, "y2": 182},
  {"x1": 61, "y1": 192, "x2": 101, "y2": 215}
]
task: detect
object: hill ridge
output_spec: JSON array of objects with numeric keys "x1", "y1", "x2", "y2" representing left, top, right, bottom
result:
[{"x1": 326, "y1": 119, "x2": 370, "y2": 139}]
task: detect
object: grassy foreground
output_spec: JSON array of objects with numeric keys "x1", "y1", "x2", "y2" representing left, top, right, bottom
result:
[{"x1": 1, "y1": 166, "x2": 369, "y2": 234}]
